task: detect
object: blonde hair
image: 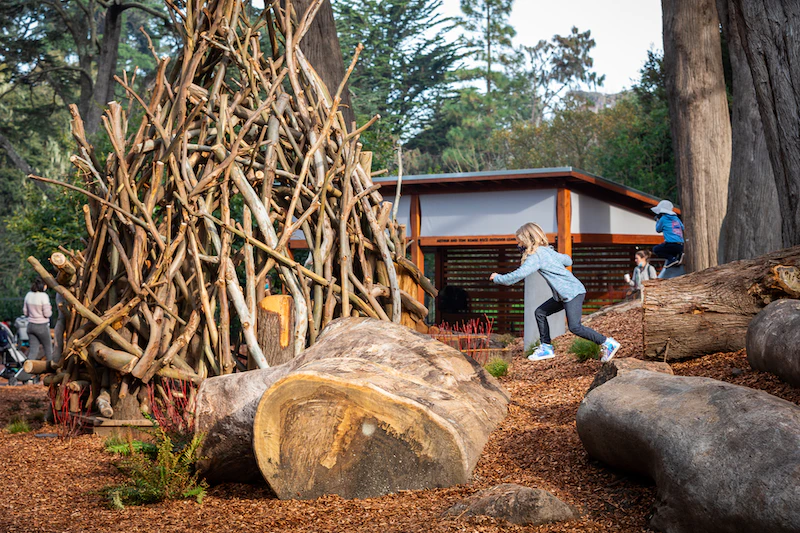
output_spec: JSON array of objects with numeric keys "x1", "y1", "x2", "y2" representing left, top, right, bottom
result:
[{"x1": 516, "y1": 222, "x2": 549, "y2": 262}]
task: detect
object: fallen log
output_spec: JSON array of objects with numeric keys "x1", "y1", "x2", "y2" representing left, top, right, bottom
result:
[
  {"x1": 642, "y1": 246, "x2": 800, "y2": 360},
  {"x1": 577, "y1": 370, "x2": 800, "y2": 533},
  {"x1": 746, "y1": 299, "x2": 800, "y2": 386},
  {"x1": 195, "y1": 317, "x2": 509, "y2": 498}
]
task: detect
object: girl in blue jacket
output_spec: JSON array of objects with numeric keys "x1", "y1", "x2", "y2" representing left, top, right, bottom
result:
[{"x1": 490, "y1": 222, "x2": 620, "y2": 362}]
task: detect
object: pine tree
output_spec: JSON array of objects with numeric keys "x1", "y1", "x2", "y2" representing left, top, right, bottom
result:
[{"x1": 459, "y1": 0, "x2": 515, "y2": 94}]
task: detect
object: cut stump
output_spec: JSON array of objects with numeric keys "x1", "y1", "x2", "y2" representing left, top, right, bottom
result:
[{"x1": 248, "y1": 317, "x2": 510, "y2": 499}]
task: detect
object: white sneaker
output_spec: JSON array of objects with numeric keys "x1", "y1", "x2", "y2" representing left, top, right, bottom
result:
[
  {"x1": 600, "y1": 338, "x2": 621, "y2": 362},
  {"x1": 528, "y1": 343, "x2": 555, "y2": 361}
]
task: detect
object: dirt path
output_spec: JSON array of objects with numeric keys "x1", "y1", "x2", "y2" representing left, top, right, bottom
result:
[{"x1": 0, "y1": 308, "x2": 796, "y2": 533}]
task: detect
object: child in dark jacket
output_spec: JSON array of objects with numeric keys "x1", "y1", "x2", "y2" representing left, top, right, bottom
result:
[{"x1": 651, "y1": 200, "x2": 684, "y2": 267}]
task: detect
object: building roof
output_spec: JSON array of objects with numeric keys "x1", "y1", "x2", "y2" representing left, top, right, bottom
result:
[{"x1": 373, "y1": 167, "x2": 679, "y2": 216}]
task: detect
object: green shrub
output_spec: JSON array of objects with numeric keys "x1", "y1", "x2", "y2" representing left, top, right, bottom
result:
[
  {"x1": 485, "y1": 358, "x2": 509, "y2": 378},
  {"x1": 103, "y1": 426, "x2": 207, "y2": 509},
  {"x1": 5, "y1": 417, "x2": 31, "y2": 434},
  {"x1": 495, "y1": 333, "x2": 517, "y2": 347},
  {"x1": 104, "y1": 436, "x2": 158, "y2": 458},
  {"x1": 570, "y1": 338, "x2": 601, "y2": 362},
  {"x1": 523, "y1": 341, "x2": 540, "y2": 357}
]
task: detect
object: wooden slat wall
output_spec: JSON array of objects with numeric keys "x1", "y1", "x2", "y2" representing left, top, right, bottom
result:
[
  {"x1": 571, "y1": 243, "x2": 639, "y2": 312},
  {"x1": 438, "y1": 246, "x2": 524, "y2": 334}
]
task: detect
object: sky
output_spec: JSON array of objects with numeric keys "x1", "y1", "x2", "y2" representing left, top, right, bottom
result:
[{"x1": 440, "y1": 0, "x2": 664, "y2": 94}]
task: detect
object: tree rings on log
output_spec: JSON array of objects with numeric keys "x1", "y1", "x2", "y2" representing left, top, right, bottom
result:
[{"x1": 251, "y1": 317, "x2": 509, "y2": 499}]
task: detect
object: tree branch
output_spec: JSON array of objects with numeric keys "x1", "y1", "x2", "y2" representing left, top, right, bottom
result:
[{"x1": 0, "y1": 132, "x2": 54, "y2": 200}]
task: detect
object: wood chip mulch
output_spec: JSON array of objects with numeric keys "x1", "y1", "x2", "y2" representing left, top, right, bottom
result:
[{"x1": 0, "y1": 307, "x2": 796, "y2": 533}]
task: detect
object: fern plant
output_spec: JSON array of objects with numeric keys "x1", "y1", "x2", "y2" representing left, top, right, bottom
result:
[{"x1": 103, "y1": 425, "x2": 207, "y2": 509}]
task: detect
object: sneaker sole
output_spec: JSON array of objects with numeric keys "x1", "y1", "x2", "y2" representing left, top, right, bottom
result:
[
  {"x1": 528, "y1": 353, "x2": 556, "y2": 362},
  {"x1": 601, "y1": 345, "x2": 620, "y2": 363}
]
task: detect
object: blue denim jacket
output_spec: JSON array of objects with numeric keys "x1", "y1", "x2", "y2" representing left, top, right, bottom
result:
[{"x1": 492, "y1": 246, "x2": 586, "y2": 302}]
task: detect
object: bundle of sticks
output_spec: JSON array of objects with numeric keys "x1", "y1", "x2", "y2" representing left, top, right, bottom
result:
[{"x1": 26, "y1": 0, "x2": 436, "y2": 420}]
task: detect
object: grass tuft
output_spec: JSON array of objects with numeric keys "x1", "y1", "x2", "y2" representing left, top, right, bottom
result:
[
  {"x1": 485, "y1": 358, "x2": 509, "y2": 378},
  {"x1": 5, "y1": 417, "x2": 32, "y2": 434},
  {"x1": 495, "y1": 333, "x2": 517, "y2": 347},
  {"x1": 570, "y1": 338, "x2": 601, "y2": 362}
]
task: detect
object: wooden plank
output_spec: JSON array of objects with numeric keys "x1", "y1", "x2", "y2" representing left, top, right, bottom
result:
[
  {"x1": 557, "y1": 188, "x2": 572, "y2": 261},
  {"x1": 409, "y1": 194, "x2": 424, "y2": 303}
]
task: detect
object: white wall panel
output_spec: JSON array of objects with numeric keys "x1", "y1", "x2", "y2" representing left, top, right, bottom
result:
[
  {"x1": 571, "y1": 192, "x2": 658, "y2": 235},
  {"x1": 420, "y1": 190, "x2": 557, "y2": 237}
]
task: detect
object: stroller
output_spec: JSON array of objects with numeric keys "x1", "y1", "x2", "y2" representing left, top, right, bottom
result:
[{"x1": 0, "y1": 322, "x2": 32, "y2": 385}]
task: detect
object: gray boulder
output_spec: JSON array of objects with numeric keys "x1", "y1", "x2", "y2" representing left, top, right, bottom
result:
[
  {"x1": 445, "y1": 483, "x2": 579, "y2": 526},
  {"x1": 588, "y1": 357, "x2": 673, "y2": 392},
  {"x1": 746, "y1": 298, "x2": 800, "y2": 386},
  {"x1": 577, "y1": 370, "x2": 800, "y2": 533}
]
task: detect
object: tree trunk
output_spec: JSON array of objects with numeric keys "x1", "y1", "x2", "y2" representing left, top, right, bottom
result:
[
  {"x1": 84, "y1": 3, "x2": 125, "y2": 136},
  {"x1": 730, "y1": 0, "x2": 800, "y2": 247},
  {"x1": 716, "y1": 0, "x2": 782, "y2": 263},
  {"x1": 195, "y1": 317, "x2": 509, "y2": 497},
  {"x1": 0, "y1": 132, "x2": 53, "y2": 199},
  {"x1": 256, "y1": 295, "x2": 295, "y2": 367},
  {"x1": 661, "y1": 0, "x2": 731, "y2": 271},
  {"x1": 642, "y1": 245, "x2": 800, "y2": 360},
  {"x1": 293, "y1": 0, "x2": 356, "y2": 128}
]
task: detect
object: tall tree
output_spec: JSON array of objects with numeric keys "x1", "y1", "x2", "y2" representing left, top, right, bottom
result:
[
  {"x1": 0, "y1": 0, "x2": 173, "y2": 137},
  {"x1": 293, "y1": 0, "x2": 355, "y2": 127},
  {"x1": 661, "y1": 0, "x2": 731, "y2": 272},
  {"x1": 505, "y1": 27, "x2": 604, "y2": 125},
  {"x1": 459, "y1": 0, "x2": 515, "y2": 94},
  {"x1": 730, "y1": 0, "x2": 800, "y2": 247},
  {"x1": 335, "y1": 0, "x2": 461, "y2": 167},
  {"x1": 716, "y1": 0, "x2": 781, "y2": 263}
]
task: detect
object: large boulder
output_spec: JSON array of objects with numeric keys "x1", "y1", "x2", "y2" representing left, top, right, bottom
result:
[
  {"x1": 746, "y1": 299, "x2": 800, "y2": 386},
  {"x1": 445, "y1": 483, "x2": 579, "y2": 526},
  {"x1": 587, "y1": 358, "x2": 673, "y2": 392},
  {"x1": 577, "y1": 370, "x2": 800, "y2": 533}
]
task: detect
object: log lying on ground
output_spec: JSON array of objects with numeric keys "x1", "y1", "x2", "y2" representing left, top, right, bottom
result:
[
  {"x1": 577, "y1": 371, "x2": 800, "y2": 533},
  {"x1": 195, "y1": 318, "x2": 509, "y2": 497},
  {"x1": 642, "y1": 246, "x2": 800, "y2": 360},
  {"x1": 746, "y1": 299, "x2": 800, "y2": 386}
]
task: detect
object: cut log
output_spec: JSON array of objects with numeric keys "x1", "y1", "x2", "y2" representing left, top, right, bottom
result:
[
  {"x1": 642, "y1": 246, "x2": 800, "y2": 360},
  {"x1": 252, "y1": 318, "x2": 509, "y2": 499},
  {"x1": 23, "y1": 359, "x2": 54, "y2": 375},
  {"x1": 256, "y1": 295, "x2": 295, "y2": 367},
  {"x1": 746, "y1": 299, "x2": 800, "y2": 386},
  {"x1": 194, "y1": 317, "x2": 509, "y2": 498}
]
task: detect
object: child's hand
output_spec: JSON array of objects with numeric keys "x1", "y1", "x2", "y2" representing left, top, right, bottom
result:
[{"x1": 489, "y1": 273, "x2": 498, "y2": 281}]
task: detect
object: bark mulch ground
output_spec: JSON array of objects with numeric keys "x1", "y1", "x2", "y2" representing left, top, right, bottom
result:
[{"x1": 0, "y1": 307, "x2": 796, "y2": 533}]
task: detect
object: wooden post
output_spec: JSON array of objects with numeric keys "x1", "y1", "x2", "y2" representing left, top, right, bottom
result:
[
  {"x1": 410, "y1": 194, "x2": 424, "y2": 303},
  {"x1": 257, "y1": 295, "x2": 295, "y2": 367},
  {"x1": 557, "y1": 188, "x2": 572, "y2": 264},
  {"x1": 435, "y1": 249, "x2": 444, "y2": 325}
]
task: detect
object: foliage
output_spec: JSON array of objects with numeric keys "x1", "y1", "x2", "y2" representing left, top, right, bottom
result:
[
  {"x1": 103, "y1": 425, "x2": 207, "y2": 509},
  {"x1": 104, "y1": 436, "x2": 159, "y2": 459},
  {"x1": 495, "y1": 333, "x2": 516, "y2": 347},
  {"x1": 334, "y1": 0, "x2": 462, "y2": 169},
  {"x1": 484, "y1": 357, "x2": 509, "y2": 377},
  {"x1": 523, "y1": 340, "x2": 540, "y2": 357},
  {"x1": 5, "y1": 416, "x2": 32, "y2": 434},
  {"x1": 569, "y1": 338, "x2": 600, "y2": 362},
  {"x1": 458, "y1": 0, "x2": 515, "y2": 93}
]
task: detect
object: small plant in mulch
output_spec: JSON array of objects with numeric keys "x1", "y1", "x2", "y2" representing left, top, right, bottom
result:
[
  {"x1": 103, "y1": 424, "x2": 207, "y2": 510},
  {"x1": 495, "y1": 333, "x2": 517, "y2": 347},
  {"x1": 104, "y1": 436, "x2": 158, "y2": 458},
  {"x1": 5, "y1": 416, "x2": 31, "y2": 434},
  {"x1": 484, "y1": 358, "x2": 509, "y2": 378},
  {"x1": 524, "y1": 341, "x2": 541, "y2": 357},
  {"x1": 570, "y1": 338, "x2": 601, "y2": 362}
]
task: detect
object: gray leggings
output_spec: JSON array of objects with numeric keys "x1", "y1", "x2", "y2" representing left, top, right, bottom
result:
[
  {"x1": 27, "y1": 322, "x2": 53, "y2": 362},
  {"x1": 535, "y1": 294, "x2": 606, "y2": 345}
]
